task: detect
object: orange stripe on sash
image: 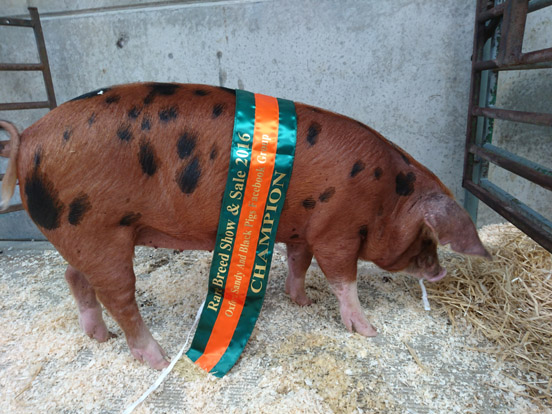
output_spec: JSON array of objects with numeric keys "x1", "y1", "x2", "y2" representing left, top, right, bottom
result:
[{"x1": 194, "y1": 94, "x2": 279, "y2": 372}]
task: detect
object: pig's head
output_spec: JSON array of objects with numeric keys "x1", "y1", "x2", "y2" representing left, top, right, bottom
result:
[{"x1": 366, "y1": 192, "x2": 491, "y2": 282}]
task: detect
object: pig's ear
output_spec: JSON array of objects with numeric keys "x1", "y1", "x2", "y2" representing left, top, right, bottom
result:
[{"x1": 422, "y1": 193, "x2": 491, "y2": 259}]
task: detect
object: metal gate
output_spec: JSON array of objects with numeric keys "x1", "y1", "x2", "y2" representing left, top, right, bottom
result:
[{"x1": 463, "y1": 0, "x2": 552, "y2": 252}]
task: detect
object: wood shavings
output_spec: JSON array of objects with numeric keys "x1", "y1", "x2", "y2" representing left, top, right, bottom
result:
[
  {"x1": 403, "y1": 341, "x2": 428, "y2": 372},
  {"x1": 15, "y1": 363, "x2": 43, "y2": 399}
]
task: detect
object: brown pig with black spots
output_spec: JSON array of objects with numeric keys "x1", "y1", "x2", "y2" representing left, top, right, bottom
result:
[{"x1": 0, "y1": 83, "x2": 490, "y2": 369}]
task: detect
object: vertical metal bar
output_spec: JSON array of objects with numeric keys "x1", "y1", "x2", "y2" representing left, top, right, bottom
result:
[
  {"x1": 463, "y1": 0, "x2": 491, "y2": 222},
  {"x1": 497, "y1": 0, "x2": 528, "y2": 65},
  {"x1": 29, "y1": 7, "x2": 57, "y2": 109}
]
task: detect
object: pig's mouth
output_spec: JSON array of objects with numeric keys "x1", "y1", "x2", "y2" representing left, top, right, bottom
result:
[
  {"x1": 424, "y1": 267, "x2": 447, "y2": 282},
  {"x1": 407, "y1": 264, "x2": 448, "y2": 283}
]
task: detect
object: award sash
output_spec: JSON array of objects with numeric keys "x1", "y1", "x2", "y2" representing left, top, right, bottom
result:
[{"x1": 186, "y1": 90, "x2": 297, "y2": 377}]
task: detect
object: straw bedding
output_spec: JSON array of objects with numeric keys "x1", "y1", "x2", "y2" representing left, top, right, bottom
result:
[{"x1": 425, "y1": 223, "x2": 552, "y2": 402}]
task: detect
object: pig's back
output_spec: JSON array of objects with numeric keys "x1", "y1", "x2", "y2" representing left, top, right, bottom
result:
[{"x1": 15, "y1": 82, "x2": 417, "y2": 255}]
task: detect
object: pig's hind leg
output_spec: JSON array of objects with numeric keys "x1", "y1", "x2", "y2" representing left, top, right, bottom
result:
[
  {"x1": 285, "y1": 243, "x2": 313, "y2": 306},
  {"x1": 65, "y1": 265, "x2": 111, "y2": 342},
  {"x1": 64, "y1": 237, "x2": 169, "y2": 370}
]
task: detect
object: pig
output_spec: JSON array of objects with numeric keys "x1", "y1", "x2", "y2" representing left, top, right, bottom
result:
[{"x1": 0, "y1": 82, "x2": 490, "y2": 370}]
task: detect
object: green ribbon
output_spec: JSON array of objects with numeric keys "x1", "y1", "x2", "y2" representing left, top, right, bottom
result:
[{"x1": 187, "y1": 90, "x2": 297, "y2": 377}]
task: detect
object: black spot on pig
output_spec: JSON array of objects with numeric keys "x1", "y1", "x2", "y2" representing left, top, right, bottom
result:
[
  {"x1": 374, "y1": 167, "x2": 383, "y2": 180},
  {"x1": 70, "y1": 88, "x2": 112, "y2": 101},
  {"x1": 350, "y1": 161, "x2": 365, "y2": 178},
  {"x1": 150, "y1": 82, "x2": 179, "y2": 95},
  {"x1": 210, "y1": 146, "x2": 218, "y2": 161},
  {"x1": 117, "y1": 125, "x2": 133, "y2": 141},
  {"x1": 395, "y1": 172, "x2": 416, "y2": 196},
  {"x1": 302, "y1": 197, "x2": 316, "y2": 210},
  {"x1": 33, "y1": 148, "x2": 42, "y2": 168},
  {"x1": 212, "y1": 103, "x2": 225, "y2": 118},
  {"x1": 359, "y1": 225, "x2": 368, "y2": 240},
  {"x1": 120, "y1": 212, "x2": 142, "y2": 226},
  {"x1": 306, "y1": 122, "x2": 321, "y2": 146},
  {"x1": 219, "y1": 86, "x2": 236, "y2": 96},
  {"x1": 128, "y1": 106, "x2": 141, "y2": 120},
  {"x1": 88, "y1": 113, "x2": 96, "y2": 126},
  {"x1": 290, "y1": 234, "x2": 299, "y2": 239},
  {"x1": 63, "y1": 129, "x2": 72, "y2": 142},
  {"x1": 195, "y1": 89, "x2": 210, "y2": 96},
  {"x1": 377, "y1": 206, "x2": 384, "y2": 216},
  {"x1": 400, "y1": 152, "x2": 411, "y2": 166},
  {"x1": 159, "y1": 107, "x2": 178, "y2": 122},
  {"x1": 177, "y1": 131, "x2": 197, "y2": 159},
  {"x1": 141, "y1": 116, "x2": 151, "y2": 131},
  {"x1": 105, "y1": 95, "x2": 120, "y2": 104},
  {"x1": 68, "y1": 193, "x2": 92, "y2": 226},
  {"x1": 176, "y1": 157, "x2": 201, "y2": 194},
  {"x1": 144, "y1": 83, "x2": 180, "y2": 104},
  {"x1": 318, "y1": 187, "x2": 335, "y2": 203},
  {"x1": 24, "y1": 171, "x2": 64, "y2": 230},
  {"x1": 139, "y1": 140, "x2": 159, "y2": 176}
]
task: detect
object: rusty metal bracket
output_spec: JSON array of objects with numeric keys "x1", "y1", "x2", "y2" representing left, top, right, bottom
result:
[{"x1": 463, "y1": 0, "x2": 552, "y2": 252}]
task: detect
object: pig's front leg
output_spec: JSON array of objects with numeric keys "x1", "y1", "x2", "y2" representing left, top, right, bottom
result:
[
  {"x1": 285, "y1": 243, "x2": 313, "y2": 306},
  {"x1": 328, "y1": 280, "x2": 377, "y2": 336},
  {"x1": 314, "y1": 243, "x2": 377, "y2": 337}
]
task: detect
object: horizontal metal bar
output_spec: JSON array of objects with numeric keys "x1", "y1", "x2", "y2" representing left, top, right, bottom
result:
[
  {"x1": 472, "y1": 106, "x2": 552, "y2": 127},
  {"x1": 478, "y1": 0, "x2": 552, "y2": 22},
  {"x1": 528, "y1": 0, "x2": 552, "y2": 13},
  {"x1": 0, "y1": 17, "x2": 33, "y2": 27},
  {"x1": 0, "y1": 63, "x2": 44, "y2": 71},
  {"x1": 0, "y1": 101, "x2": 51, "y2": 111},
  {"x1": 470, "y1": 143, "x2": 552, "y2": 191},
  {"x1": 0, "y1": 203, "x2": 24, "y2": 214},
  {"x1": 519, "y1": 46, "x2": 552, "y2": 65},
  {"x1": 464, "y1": 179, "x2": 552, "y2": 252},
  {"x1": 474, "y1": 47, "x2": 552, "y2": 71},
  {"x1": 475, "y1": 59, "x2": 552, "y2": 71}
]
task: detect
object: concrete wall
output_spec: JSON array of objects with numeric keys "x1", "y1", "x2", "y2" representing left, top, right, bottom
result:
[{"x1": 0, "y1": 0, "x2": 550, "y2": 239}]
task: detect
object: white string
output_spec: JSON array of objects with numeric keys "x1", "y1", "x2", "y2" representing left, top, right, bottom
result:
[
  {"x1": 122, "y1": 300, "x2": 205, "y2": 414},
  {"x1": 419, "y1": 279, "x2": 431, "y2": 311}
]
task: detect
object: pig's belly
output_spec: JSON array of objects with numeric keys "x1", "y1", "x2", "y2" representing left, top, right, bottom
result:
[{"x1": 135, "y1": 226, "x2": 217, "y2": 252}]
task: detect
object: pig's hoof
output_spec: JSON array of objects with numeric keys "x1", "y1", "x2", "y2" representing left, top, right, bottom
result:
[
  {"x1": 285, "y1": 280, "x2": 313, "y2": 306},
  {"x1": 130, "y1": 341, "x2": 170, "y2": 370},
  {"x1": 341, "y1": 312, "x2": 378, "y2": 337},
  {"x1": 290, "y1": 293, "x2": 313, "y2": 307},
  {"x1": 79, "y1": 308, "x2": 111, "y2": 342},
  {"x1": 353, "y1": 321, "x2": 377, "y2": 337}
]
